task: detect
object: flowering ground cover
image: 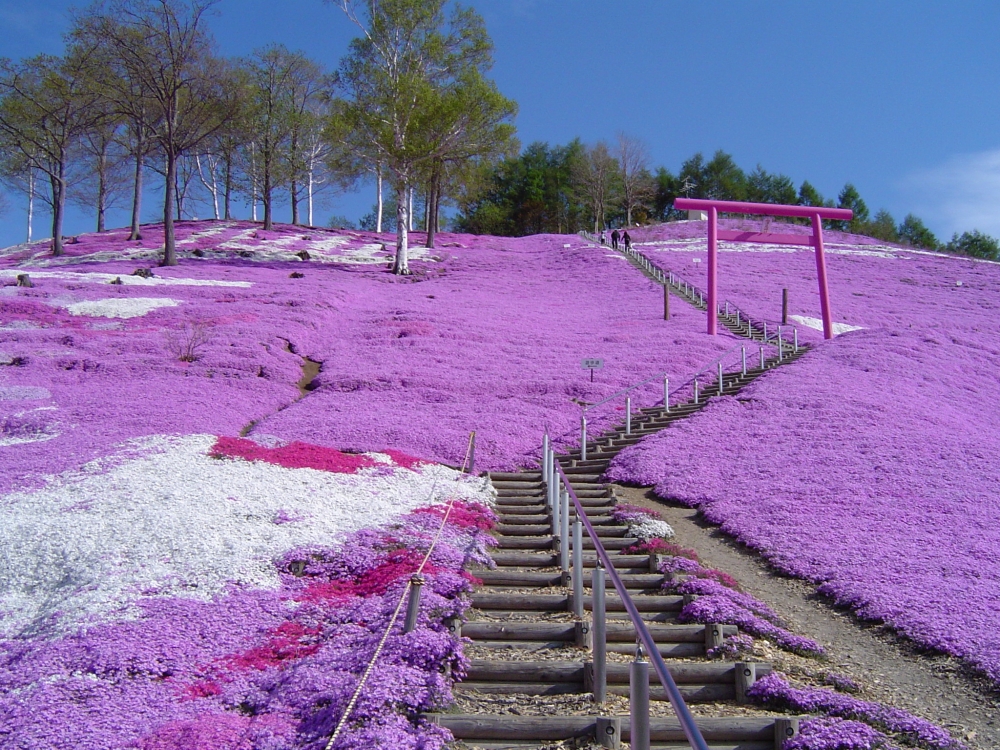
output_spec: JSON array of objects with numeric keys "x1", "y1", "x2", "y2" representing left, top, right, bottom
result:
[
  {"x1": 1, "y1": 220, "x2": 741, "y2": 492},
  {"x1": 0, "y1": 434, "x2": 497, "y2": 749},
  {"x1": 609, "y1": 220, "x2": 1000, "y2": 687}
]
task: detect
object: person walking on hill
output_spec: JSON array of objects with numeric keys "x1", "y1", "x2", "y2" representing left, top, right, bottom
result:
[
  {"x1": 599, "y1": 230, "x2": 606, "y2": 245},
  {"x1": 611, "y1": 229, "x2": 620, "y2": 250},
  {"x1": 622, "y1": 230, "x2": 632, "y2": 251}
]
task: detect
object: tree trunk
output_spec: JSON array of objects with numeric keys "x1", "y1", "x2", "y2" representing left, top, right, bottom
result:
[
  {"x1": 263, "y1": 164, "x2": 272, "y2": 230},
  {"x1": 376, "y1": 166, "x2": 383, "y2": 233},
  {"x1": 26, "y1": 169, "x2": 34, "y2": 244},
  {"x1": 162, "y1": 151, "x2": 178, "y2": 266},
  {"x1": 408, "y1": 187, "x2": 414, "y2": 231},
  {"x1": 129, "y1": 150, "x2": 144, "y2": 240},
  {"x1": 50, "y1": 169, "x2": 65, "y2": 257},
  {"x1": 393, "y1": 181, "x2": 410, "y2": 275},
  {"x1": 223, "y1": 153, "x2": 232, "y2": 220},
  {"x1": 307, "y1": 166, "x2": 314, "y2": 227},
  {"x1": 97, "y1": 149, "x2": 107, "y2": 233},
  {"x1": 426, "y1": 168, "x2": 438, "y2": 249},
  {"x1": 291, "y1": 179, "x2": 299, "y2": 225}
]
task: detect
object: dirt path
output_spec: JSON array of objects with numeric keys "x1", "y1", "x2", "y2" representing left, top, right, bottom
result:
[{"x1": 616, "y1": 485, "x2": 1000, "y2": 749}]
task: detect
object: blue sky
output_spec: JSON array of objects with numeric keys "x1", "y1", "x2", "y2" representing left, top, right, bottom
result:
[{"x1": 2, "y1": 0, "x2": 999, "y2": 247}]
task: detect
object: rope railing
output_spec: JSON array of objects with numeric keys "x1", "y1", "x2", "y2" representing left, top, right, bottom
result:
[
  {"x1": 323, "y1": 431, "x2": 477, "y2": 750},
  {"x1": 539, "y1": 439, "x2": 711, "y2": 750}
]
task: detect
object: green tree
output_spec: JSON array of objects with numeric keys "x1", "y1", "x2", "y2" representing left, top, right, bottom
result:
[
  {"x1": 797, "y1": 180, "x2": 825, "y2": 207},
  {"x1": 703, "y1": 150, "x2": 747, "y2": 201},
  {"x1": 652, "y1": 166, "x2": 681, "y2": 220},
  {"x1": 897, "y1": 214, "x2": 938, "y2": 250},
  {"x1": 746, "y1": 165, "x2": 796, "y2": 205},
  {"x1": 573, "y1": 140, "x2": 620, "y2": 234},
  {"x1": 864, "y1": 209, "x2": 898, "y2": 243},
  {"x1": 332, "y1": 0, "x2": 515, "y2": 273},
  {"x1": 945, "y1": 230, "x2": 999, "y2": 260},
  {"x1": 0, "y1": 46, "x2": 105, "y2": 256},
  {"x1": 836, "y1": 183, "x2": 869, "y2": 233}
]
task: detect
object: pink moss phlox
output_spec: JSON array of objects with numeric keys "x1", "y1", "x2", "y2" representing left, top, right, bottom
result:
[
  {"x1": 411, "y1": 500, "x2": 499, "y2": 531},
  {"x1": 749, "y1": 673, "x2": 963, "y2": 750},
  {"x1": 622, "y1": 538, "x2": 699, "y2": 557},
  {"x1": 784, "y1": 717, "x2": 899, "y2": 750},
  {"x1": 211, "y1": 436, "x2": 378, "y2": 473}
]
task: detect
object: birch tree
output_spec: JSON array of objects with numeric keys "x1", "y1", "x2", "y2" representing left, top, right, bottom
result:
[
  {"x1": 573, "y1": 141, "x2": 619, "y2": 235},
  {"x1": 615, "y1": 132, "x2": 652, "y2": 226},
  {"x1": 332, "y1": 0, "x2": 513, "y2": 274}
]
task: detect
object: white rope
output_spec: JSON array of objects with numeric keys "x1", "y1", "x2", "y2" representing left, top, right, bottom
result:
[{"x1": 323, "y1": 432, "x2": 477, "y2": 749}]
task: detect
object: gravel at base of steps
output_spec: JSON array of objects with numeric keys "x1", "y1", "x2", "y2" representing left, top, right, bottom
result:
[{"x1": 618, "y1": 486, "x2": 999, "y2": 750}]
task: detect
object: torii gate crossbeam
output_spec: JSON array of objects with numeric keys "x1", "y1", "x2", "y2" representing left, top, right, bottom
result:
[{"x1": 673, "y1": 198, "x2": 854, "y2": 340}]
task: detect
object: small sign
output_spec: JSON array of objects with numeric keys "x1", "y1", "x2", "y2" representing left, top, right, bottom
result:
[{"x1": 581, "y1": 358, "x2": 604, "y2": 370}]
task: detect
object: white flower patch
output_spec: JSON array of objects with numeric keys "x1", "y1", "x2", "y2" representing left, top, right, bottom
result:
[
  {"x1": 0, "y1": 386, "x2": 51, "y2": 400},
  {"x1": 0, "y1": 406, "x2": 59, "y2": 447},
  {"x1": 0, "y1": 433, "x2": 495, "y2": 638},
  {"x1": 0, "y1": 270, "x2": 252, "y2": 288},
  {"x1": 66, "y1": 297, "x2": 180, "y2": 319},
  {"x1": 789, "y1": 315, "x2": 865, "y2": 335},
  {"x1": 175, "y1": 221, "x2": 239, "y2": 245},
  {"x1": 627, "y1": 518, "x2": 675, "y2": 541}
]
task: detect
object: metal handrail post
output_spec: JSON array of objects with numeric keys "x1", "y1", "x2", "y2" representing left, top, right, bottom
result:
[
  {"x1": 593, "y1": 564, "x2": 607, "y2": 703},
  {"x1": 625, "y1": 396, "x2": 632, "y2": 436},
  {"x1": 741, "y1": 346, "x2": 747, "y2": 377},
  {"x1": 759, "y1": 346, "x2": 765, "y2": 370},
  {"x1": 541, "y1": 435, "x2": 549, "y2": 483},
  {"x1": 693, "y1": 378, "x2": 699, "y2": 404},
  {"x1": 777, "y1": 326, "x2": 783, "y2": 361},
  {"x1": 794, "y1": 328, "x2": 799, "y2": 352},
  {"x1": 403, "y1": 575, "x2": 424, "y2": 633},
  {"x1": 718, "y1": 362, "x2": 724, "y2": 396},
  {"x1": 580, "y1": 415, "x2": 588, "y2": 462},
  {"x1": 572, "y1": 520, "x2": 584, "y2": 618},
  {"x1": 631, "y1": 645, "x2": 651, "y2": 750},
  {"x1": 560, "y1": 489, "x2": 570, "y2": 573},
  {"x1": 663, "y1": 376, "x2": 669, "y2": 412},
  {"x1": 763, "y1": 321, "x2": 767, "y2": 341}
]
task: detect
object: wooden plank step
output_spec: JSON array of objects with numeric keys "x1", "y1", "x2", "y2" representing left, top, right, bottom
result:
[
  {"x1": 475, "y1": 570, "x2": 665, "y2": 588},
  {"x1": 460, "y1": 622, "x2": 732, "y2": 643},
  {"x1": 488, "y1": 471, "x2": 541, "y2": 481},
  {"x1": 491, "y1": 481, "x2": 544, "y2": 490},
  {"x1": 465, "y1": 660, "x2": 766, "y2": 685},
  {"x1": 456, "y1": 681, "x2": 733, "y2": 702},
  {"x1": 488, "y1": 552, "x2": 652, "y2": 568},
  {"x1": 495, "y1": 514, "x2": 616, "y2": 525},
  {"x1": 472, "y1": 640, "x2": 708, "y2": 658},
  {"x1": 495, "y1": 496, "x2": 613, "y2": 507},
  {"x1": 469, "y1": 593, "x2": 683, "y2": 612},
  {"x1": 495, "y1": 525, "x2": 630, "y2": 538},
  {"x1": 426, "y1": 714, "x2": 790, "y2": 744},
  {"x1": 493, "y1": 536, "x2": 639, "y2": 550}
]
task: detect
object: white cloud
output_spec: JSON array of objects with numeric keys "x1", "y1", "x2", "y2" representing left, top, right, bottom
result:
[{"x1": 902, "y1": 149, "x2": 1000, "y2": 239}]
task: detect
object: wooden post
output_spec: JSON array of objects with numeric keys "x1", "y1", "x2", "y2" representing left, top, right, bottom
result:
[
  {"x1": 735, "y1": 662, "x2": 756, "y2": 704},
  {"x1": 705, "y1": 623, "x2": 725, "y2": 652},
  {"x1": 575, "y1": 620, "x2": 592, "y2": 649},
  {"x1": 444, "y1": 616, "x2": 462, "y2": 638},
  {"x1": 597, "y1": 716, "x2": 621, "y2": 749},
  {"x1": 782, "y1": 287, "x2": 788, "y2": 326},
  {"x1": 663, "y1": 284, "x2": 670, "y2": 320},
  {"x1": 774, "y1": 718, "x2": 799, "y2": 749}
]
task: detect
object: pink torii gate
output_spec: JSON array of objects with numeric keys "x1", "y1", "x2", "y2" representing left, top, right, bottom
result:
[{"x1": 673, "y1": 198, "x2": 853, "y2": 340}]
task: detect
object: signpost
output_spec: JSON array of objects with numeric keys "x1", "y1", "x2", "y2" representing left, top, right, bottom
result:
[{"x1": 581, "y1": 358, "x2": 603, "y2": 382}]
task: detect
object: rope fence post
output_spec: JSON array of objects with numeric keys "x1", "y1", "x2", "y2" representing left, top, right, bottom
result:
[{"x1": 403, "y1": 574, "x2": 424, "y2": 633}]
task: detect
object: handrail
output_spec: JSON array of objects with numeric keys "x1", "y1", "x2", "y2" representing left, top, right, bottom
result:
[
  {"x1": 553, "y1": 460, "x2": 711, "y2": 750},
  {"x1": 583, "y1": 371, "x2": 665, "y2": 413}
]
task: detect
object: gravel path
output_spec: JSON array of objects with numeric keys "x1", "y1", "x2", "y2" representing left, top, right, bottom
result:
[{"x1": 617, "y1": 485, "x2": 1000, "y2": 750}]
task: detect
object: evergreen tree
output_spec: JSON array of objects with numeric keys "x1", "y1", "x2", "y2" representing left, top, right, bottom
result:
[
  {"x1": 945, "y1": 230, "x2": 1000, "y2": 260},
  {"x1": 836, "y1": 183, "x2": 869, "y2": 232},
  {"x1": 897, "y1": 214, "x2": 938, "y2": 250},
  {"x1": 865, "y1": 209, "x2": 899, "y2": 242},
  {"x1": 797, "y1": 180, "x2": 825, "y2": 207}
]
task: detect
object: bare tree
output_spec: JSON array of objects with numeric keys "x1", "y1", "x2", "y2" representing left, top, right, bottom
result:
[
  {"x1": 573, "y1": 141, "x2": 619, "y2": 235},
  {"x1": 0, "y1": 46, "x2": 105, "y2": 255},
  {"x1": 84, "y1": 0, "x2": 236, "y2": 265},
  {"x1": 0, "y1": 148, "x2": 39, "y2": 242},
  {"x1": 615, "y1": 132, "x2": 653, "y2": 226},
  {"x1": 72, "y1": 118, "x2": 131, "y2": 231}
]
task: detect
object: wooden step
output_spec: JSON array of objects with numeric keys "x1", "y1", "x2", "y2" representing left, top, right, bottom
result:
[
  {"x1": 493, "y1": 536, "x2": 639, "y2": 550},
  {"x1": 470, "y1": 593, "x2": 683, "y2": 612},
  {"x1": 495, "y1": 513, "x2": 616, "y2": 525},
  {"x1": 461, "y1": 621, "x2": 736, "y2": 644},
  {"x1": 488, "y1": 552, "x2": 652, "y2": 568},
  {"x1": 426, "y1": 714, "x2": 796, "y2": 746},
  {"x1": 494, "y1": 525, "x2": 630, "y2": 538},
  {"x1": 475, "y1": 570, "x2": 665, "y2": 588}
]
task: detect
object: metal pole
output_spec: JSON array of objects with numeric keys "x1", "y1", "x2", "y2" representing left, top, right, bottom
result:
[
  {"x1": 403, "y1": 575, "x2": 424, "y2": 633},
  {"x1": 707, "y1": 205, "x2": 718, "y2": 335},
  {"x1": 777, "y1": 326, "x2": 783, "y2": 361},
  {"x1": 552, "y1": 476, "x2": 561, "y2": 537},
  {"x1": 794, "y1": 328, "x2": 799, "y2": 353},
  {"x1": 560, "y1": 489, "x2": 570, "y2": 573},
  {"x1": 725, "y1": 301, "x2": 730, "y2": 317},
  {"x1": 572, "y1": 520, "x2": 584, "y2": 618},
  {"x1": 631, "y1": 644, "x2": 651, "y2": 750},
  {"x1": 718, "y1": 362, "x2": 724, "y2": 396},
  {"x1": 548, "y1": 448, "x2": 556, "y2": 509},
  {"x1": 625, "y1": 396, "x2": 631, "y2": 435},
  {"x1": 693, "y1": 378, "x2": 699, "y2": 404},
  {"x1": 741, "y1": 346, "x2": 747, "y2": 377},
  {"x1": 763, "y1": 321, "x2": 767, "y2": 342},
  {"x1": 736, "y1": 309, "x2": 740, "y2": 326},
  {"x1": 812, "y1": 213, "x2": 835, "y2": 340},
  {"x1": 759, "y1": 346, "x2": 765, "y2": 370},
  {"x1": 469, "y1": 431, "x2": 476, "y2": 474},
  {"x1": 580, "y1": 415, "x2": 588, "y2": 462},
  {"x1": 593, "y1": 563, "x2": 607, "y2": 703},
  {"x1": 663, "y1": 376, "x2": 669, "y2": 412},
  {"x1": 542, "y1": 435, "x2": 549, "y2": 483}
]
